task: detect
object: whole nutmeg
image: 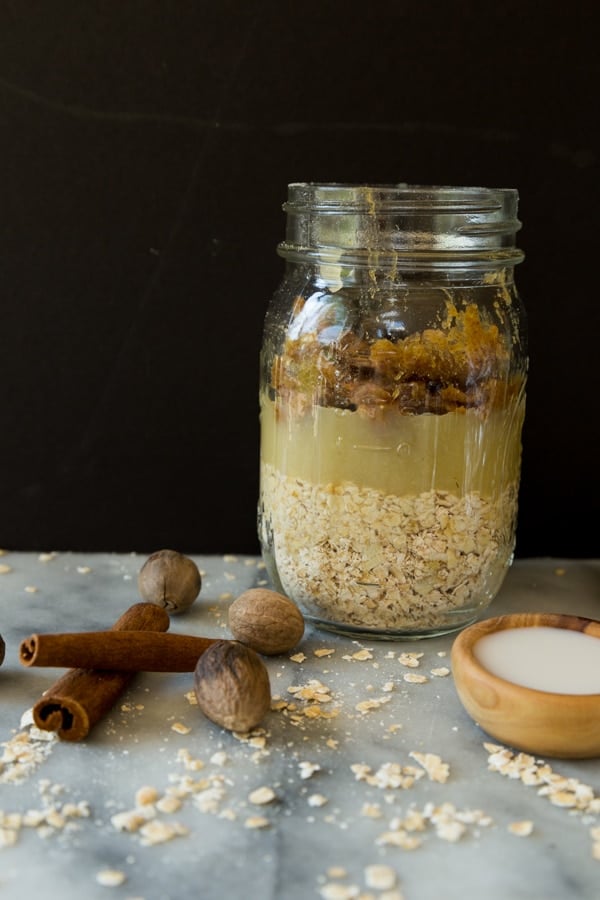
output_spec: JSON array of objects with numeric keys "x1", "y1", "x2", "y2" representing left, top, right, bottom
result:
[
  {"x1": 194, "y1": 640, "x2": 271, "y2": 733},
  {"x1": 138, "y1": 549, "x2": 201, "y2": 614},
  {"x1": 228, "y1": 588, "x2": 305, "y2": 655}
]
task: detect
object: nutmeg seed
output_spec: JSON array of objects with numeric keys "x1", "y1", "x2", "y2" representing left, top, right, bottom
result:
[
  {"x1": 228, "y1": 588, "x2": 305, "y2": 655},
  {"x1": 138, "y1": 549, "x2": 201, "y2": 614},
  {"x1": 193, "y1": 640, "x2": 271, "y2": 733}
]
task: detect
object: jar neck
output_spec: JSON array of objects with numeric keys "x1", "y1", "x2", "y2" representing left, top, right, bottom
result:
[{"x1": 278, "y1": 183, "x2": 525, "y2": 272}]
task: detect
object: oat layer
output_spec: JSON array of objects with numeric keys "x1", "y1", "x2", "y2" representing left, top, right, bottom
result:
[{"x1": 259, "y1": 464, "x2": 518, "y2": 634}]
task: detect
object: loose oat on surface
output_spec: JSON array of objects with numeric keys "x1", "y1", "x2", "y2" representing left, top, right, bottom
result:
[
  {"x1": 508, "y1": 820, "x2": 534, "y2": 836},
  {"x1": 248, "y1": 786, "x2": 277, "y2": 805},
  {"x1": 364, "y1": 863, "x2": 397, "y2": 890},
  {"x1": 95, "y1": 868, "x2": 127, "y2": 887}
]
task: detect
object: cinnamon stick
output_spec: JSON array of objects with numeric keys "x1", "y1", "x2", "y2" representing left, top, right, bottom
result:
[
  {"x1": 31, "y1": 602, "x2": 170, "y2": 742},
  {"x1": 21, "y1": 631, "x2": 217, "y2": 672}
]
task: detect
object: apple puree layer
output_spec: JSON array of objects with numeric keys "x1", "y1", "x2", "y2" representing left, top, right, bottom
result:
[{"x1": 260, "y1": 395, "x2": 524, "y2": 499}]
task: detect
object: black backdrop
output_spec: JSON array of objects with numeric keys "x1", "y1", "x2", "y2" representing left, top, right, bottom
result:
[{"x1": 0, "y1": 2, "x2": 598, "y2": 557}]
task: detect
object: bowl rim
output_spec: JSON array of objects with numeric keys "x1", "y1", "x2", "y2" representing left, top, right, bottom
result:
[{"x1": 451, "y1": 612, "x2": 600, "y2": 701}]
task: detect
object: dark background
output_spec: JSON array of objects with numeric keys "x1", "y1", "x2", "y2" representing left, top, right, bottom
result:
[{"x1": 0, "y1": 2, "x2": 598, "y2": 557}]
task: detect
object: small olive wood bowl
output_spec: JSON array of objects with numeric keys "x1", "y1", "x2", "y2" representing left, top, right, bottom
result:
[{"x1": 451, "y1": 612, "x2": 600, "y2": 759}]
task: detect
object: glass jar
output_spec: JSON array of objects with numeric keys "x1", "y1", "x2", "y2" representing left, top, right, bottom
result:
[{"x1": 258, "y1": 184, "x2": 527, "y2": 639}]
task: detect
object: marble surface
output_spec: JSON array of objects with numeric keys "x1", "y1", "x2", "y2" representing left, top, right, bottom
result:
[{"x1": 0, "y1": 552, "x2": 599, "y2": 900}]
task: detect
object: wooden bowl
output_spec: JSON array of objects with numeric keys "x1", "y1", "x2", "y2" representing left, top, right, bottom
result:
[{"x1": 450, "y1": 612, "x2": 600, "y2": 759}]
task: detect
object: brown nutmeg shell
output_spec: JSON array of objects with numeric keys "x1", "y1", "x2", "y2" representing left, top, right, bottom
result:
[
  {"x1": 138, "y1": 549, "x2": 201, "y2": 614},
  {"x1": 193, "y1": 640, "x2": 271, "y2": 733},
  {"x1": 228, "y1": 588, "x2": 305, "y2": 655}
]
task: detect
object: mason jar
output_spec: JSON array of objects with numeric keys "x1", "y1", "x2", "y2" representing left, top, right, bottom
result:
[{"x1": 258, "y1": 184, "x2": 527, "y2": 638}]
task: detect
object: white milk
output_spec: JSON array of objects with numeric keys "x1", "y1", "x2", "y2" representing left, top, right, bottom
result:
[{"x1": 473, "y1": 625, "x2": 600, "y2": 694}]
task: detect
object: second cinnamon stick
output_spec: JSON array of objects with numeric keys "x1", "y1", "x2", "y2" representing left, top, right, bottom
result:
[
  {"x1": 21, "y1": 630, "x2": 217, "y2": 672},
  {"x1": 31, "y1": 602, "x2": 170, "y2": 742}
]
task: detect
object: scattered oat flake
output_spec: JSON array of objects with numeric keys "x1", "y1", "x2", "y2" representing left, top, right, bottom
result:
[
  {"x1": 382, "y1": 681, "x2": 395, "y2": 692},
  {"x1": 0, "y1": 564, "x2": 12, "y2": 574},
  {"x1": 139, "y1": 819, "x2": 188, "y2": 845},
  {"x1": 430, "y1": 666, "x2": 450, "y2": 677},
  {"x1": 319, "y1": 884, "x2": 360, "y2": 900},
  {"x1": 355, "y1": 697, "x2": 391, "y2": 713},
  {"x1": 288, "y1": 680, "x2": 333, "y2": 702},
  {"x1": 299, "y1": 761, "x2": 321, "y2": 779},
  {"x1": 308, "y1": 793, "x2": 328, "y2": 807},
  {"x1": 361, "y1": 803, "x2": 382, "y2": 818},
  {"x1": 351, "y1": 649, "x2": 374, "y2": 660},
  {"x1": 156, "y1": 795, "x2": 181, "y2": 814},
  {"x1": 184, "y1": 690, "x2": 198, "y2": 706},
  {"x1": 171, "y1": 722, "x2": 191, "y2": 735},
  {"x1": 290, "y1": 652, "x2": 307, "y2": 663},
  {"x1": 96, "y1": 869, "x2": 127, "y2": 887},
  {"x1": 210, "y1": 750, "x2": 228, "y2": 766},
  {"x1": 218, "y1": 592, "x2": 234, "y2": 600},
  {"x1": 376, "y1": 829, "x2": 422, "y2": 850},
  {"x1": 24, "y1": 585, "x2": 39, "y2": 593},
  {"x1": 314, "y1": 648, "x2": 335, "y2": 658},
  {"x1": 364, "y1": 864, "x2": 396, "y2": 890},
  {"x1": 484, "y1": 743, "x2": 599, "y2": 814},
  {"x1": 508, "y1": 820, "x2": 534, "y2": 836},
  {"x1": 403, "y1": 673, "x2": 428, "y2": 684},
  {"x1": 77, "y1": 566, "x2": 92, "y2": 574},
  {"x1": 249, "y1": 786, "x2": 276, "y2": 805},
  {"x1": 554, "y1": 567, "x2": 566, "y2": 576},
  {"x1": 135, "y1": 786, "x2": 159, "y2": 806},
  {"x1": 245, "y1": 815, "x2": 270, "y2": 829},
  {"x1": 409, "y1": 752, "x2": 450, "y2": 783},
  {"x1": 437, "y1": 820, "x2": 466, "y2": 842},
  {"x1": 398, "y1": 652, "x2": 423, "y2": 668}
]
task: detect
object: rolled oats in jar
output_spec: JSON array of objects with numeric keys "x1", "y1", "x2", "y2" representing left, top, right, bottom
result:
[{"x1": 258, "y1": 184, "x2": 527, "y2": 638}]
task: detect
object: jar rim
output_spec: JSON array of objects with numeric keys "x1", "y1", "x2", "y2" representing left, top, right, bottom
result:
[
  {"x1": 281, "y1": 183, "x2": 523, "y2": 265},
  {"x1": 285, "y1": 183, "x2": 520, "y2": 215}
]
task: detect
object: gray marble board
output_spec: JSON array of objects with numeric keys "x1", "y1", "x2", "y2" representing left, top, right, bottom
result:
[{"x1": 0, "y1": 552, "x2": 599, "y2": 900}]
